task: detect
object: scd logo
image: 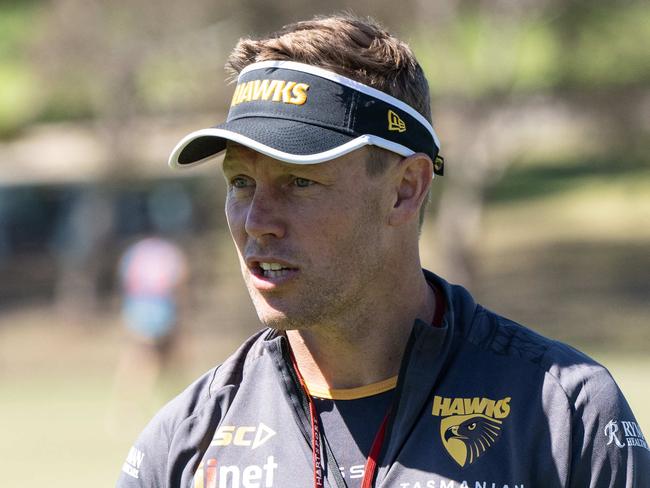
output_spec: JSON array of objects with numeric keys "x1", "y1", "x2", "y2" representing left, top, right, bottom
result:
[{"x1": 211, "y1": 423, "x2": 277, "y2": 450}]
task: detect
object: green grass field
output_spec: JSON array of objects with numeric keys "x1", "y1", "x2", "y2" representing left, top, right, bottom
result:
[{"x1": 0, "y1": 317, "x2": 232, "y2": 487}]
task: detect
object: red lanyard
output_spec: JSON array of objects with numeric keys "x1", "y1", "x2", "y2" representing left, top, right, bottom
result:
[
  {"x1": 290, "y1": 352, "x2": 392, "y2": 488},
  {"x1": 361, "y1": 412, "x2": 390, "y2": 488},
  {"x1": 288, "y1": 280, "x2": 444, "y2": 487}
]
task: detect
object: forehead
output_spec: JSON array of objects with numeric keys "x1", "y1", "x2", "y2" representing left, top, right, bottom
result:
[{"x1": 222, "y1": 143, "x2": 370, "y2": 176}]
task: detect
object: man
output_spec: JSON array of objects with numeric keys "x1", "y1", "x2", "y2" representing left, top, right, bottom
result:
[
  {"x1": 109, "y1": 234, "x2": 188, "y2": 423},
  {"x1": 117, "y1": 15, "x2": 649, "y2": 488}
]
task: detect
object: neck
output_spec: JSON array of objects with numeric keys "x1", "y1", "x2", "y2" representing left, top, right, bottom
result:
[{"x1": 286, "y1": 265, "x2": 435, "y2": 391}]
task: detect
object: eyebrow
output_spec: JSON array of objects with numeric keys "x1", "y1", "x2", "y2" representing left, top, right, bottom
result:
[
  {"x1": 223, "y1": 153, "x2": 328, "y2": 177},
  {"x1": 222, "y1": 150, "x2": 254, "y2": 173},
  {"x1": 222, "y1": 158, "x2": 241, "y2": 173}
]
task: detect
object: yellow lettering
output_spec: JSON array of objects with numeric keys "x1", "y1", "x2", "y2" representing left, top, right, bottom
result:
[
  {"x1": 449, "y1": 398, "x2": 464, "y2": 415},
  {"x1": 212, "y1": 425, "x2": 235, "y2": 446},
  {"x1": 281, "y1": 81, "x2": 297, "y2": 103},
  {"x1": 235, "y1": 82, "x2": 248, "y2": 105},
  {"x1": 483, "y1": 400, "x2": 497, "y2": 418},
  {"x1": 261, "y1": 80, "x2": 280, "y2": 100},
  {"x1": 432, "y1": 395, "x2": 451, "y2": 416},
  {"x1": 494, "y1": 397, "x2": 511, "y2": 419},
  {"x1": 236, "y1": 83, "x2": 248, "y2": 105},
  {"x1": 251, "y1": 80, "x2": 270, "y2": 101},
  {"x1": 432, "y1": 395, "x2": 512, "y2": 419},
  {"x1": 248, "y1": 80, "x2": 262, "y2": 101},
  {"x1": 271, "y1": 80, "x2": 286, "y2": 101},
  {"x1": 230, "y1": 79, "x2": 309, "y2": 106},
  {"x1": 289, "y1": 82, "x2": 310, "y2": 105},
  {"x1": 463, "y1": 397, "x2": 491, "y2": 415},
  {"x1": 241, "y1": 81, "x2": 254, "y2": 103}
]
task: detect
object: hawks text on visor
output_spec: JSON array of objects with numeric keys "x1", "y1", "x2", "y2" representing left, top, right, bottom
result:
[
  {"x1": 168, "y1": 60, "x2": 444, "y2": 175},
  {"x1": 231, "y1": 79, "x2": 310, "y2": 107}
]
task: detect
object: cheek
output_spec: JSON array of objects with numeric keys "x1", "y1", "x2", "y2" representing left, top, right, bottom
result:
[
  {"x1": 225, "y1": 198, "x2": 248, "y2": 245},
  {"x1": 315, "y1": 204, "x2": 380, "y2": 259}
]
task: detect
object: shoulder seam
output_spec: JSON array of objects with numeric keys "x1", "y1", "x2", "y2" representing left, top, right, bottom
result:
[{"x1": 542, "y1": 368, "x2": 574, "y2": 487}]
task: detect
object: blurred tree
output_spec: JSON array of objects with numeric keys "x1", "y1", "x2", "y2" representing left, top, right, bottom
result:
[
  {"x1": 34, "y1": 0, "x2": 233, "y2": 169},
  {"x1": 30, "y1": 0, "x2": 232, "y2": 316},
  {"x1": 410, "y1": 0, "x2": 650, "y2": 286},
  {"x1": 0, "y1": 1, "x2": 42, "y2": 136},
  {"x1": 2, "y1": 0, "x2": 648, "y2": 307}
]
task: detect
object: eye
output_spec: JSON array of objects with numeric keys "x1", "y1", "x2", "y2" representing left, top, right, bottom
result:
[
  {"x1": 293, "y1": 177, "x2": 313, "y2": 188},
  {"x1": 230, "y1": 176, "x2": 253, "y2": 189},
  {"x1": 467, "y1": 423, "x2": 476, "y2": 431}
]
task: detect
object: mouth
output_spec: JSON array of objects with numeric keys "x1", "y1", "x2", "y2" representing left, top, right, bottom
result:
[{"x1": 246, "y1": 258, "x2": 299, "y2": 287}]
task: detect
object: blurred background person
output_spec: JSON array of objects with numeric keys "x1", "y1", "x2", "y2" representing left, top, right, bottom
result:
[
  {"x1": 106, "y1": 182, "x2": 193, "y2": 431},
  {"x1": 108, "y1": 233, "x2": 189, "y2": 432}
]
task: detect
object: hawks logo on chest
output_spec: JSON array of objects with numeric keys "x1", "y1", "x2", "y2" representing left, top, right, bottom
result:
[{"x1": 431, "y1": 395, "x2": 511, "y2": 468}]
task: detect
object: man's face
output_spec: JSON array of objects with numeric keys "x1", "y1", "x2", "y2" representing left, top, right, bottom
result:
[{"x1": 222, "y1": 145, "x2": 392, "y2": 330}]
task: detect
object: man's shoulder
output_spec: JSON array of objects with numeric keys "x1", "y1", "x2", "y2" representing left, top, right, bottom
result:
[
  {"x1": 436, "y1": 282, "x2": 649, "y2": 486},
  {"x1": 117, "y1": 329, "x2": 272, "y2": 486},
  {"x1": 464, "y1": 303, "x2": 619, "y2": 405},
  {"x1": 138, "y1": 328, "x2": 270, "y2": 439},
  {"x1": 427, "y1": 270, "x2": 618, "y2": 404}
]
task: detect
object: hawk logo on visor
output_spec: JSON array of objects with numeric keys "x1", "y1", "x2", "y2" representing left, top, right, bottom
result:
[{"x1": 388, "y1": 110, "x2": 406, "y2": 132}]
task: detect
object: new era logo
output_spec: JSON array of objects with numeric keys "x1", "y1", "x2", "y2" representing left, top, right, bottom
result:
[{"x1": 388, "y1": 110, "x2": 406, "y2": 132}]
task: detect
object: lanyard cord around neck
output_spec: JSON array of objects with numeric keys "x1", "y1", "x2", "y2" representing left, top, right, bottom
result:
[
  {"x1": 286, "y1": 279, "x2": 445, "y2": 488},
  {"x1": 289, "y1": 350, "x2": 393, "y2": 488}
]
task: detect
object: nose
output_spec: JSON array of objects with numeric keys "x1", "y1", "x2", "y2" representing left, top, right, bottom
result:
[{"x1": 244, "y1": 186, "x2": 286, "y2": 240}]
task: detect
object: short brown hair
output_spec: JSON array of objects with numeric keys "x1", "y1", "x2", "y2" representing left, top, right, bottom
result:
[{"x1": 226, "y1": 14, "x2": 432, "y2": 228}]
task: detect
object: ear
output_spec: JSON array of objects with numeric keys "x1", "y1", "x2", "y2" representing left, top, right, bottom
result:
[{"x1": 388, "y1": 153, "x2": 433, "y2": 227}]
